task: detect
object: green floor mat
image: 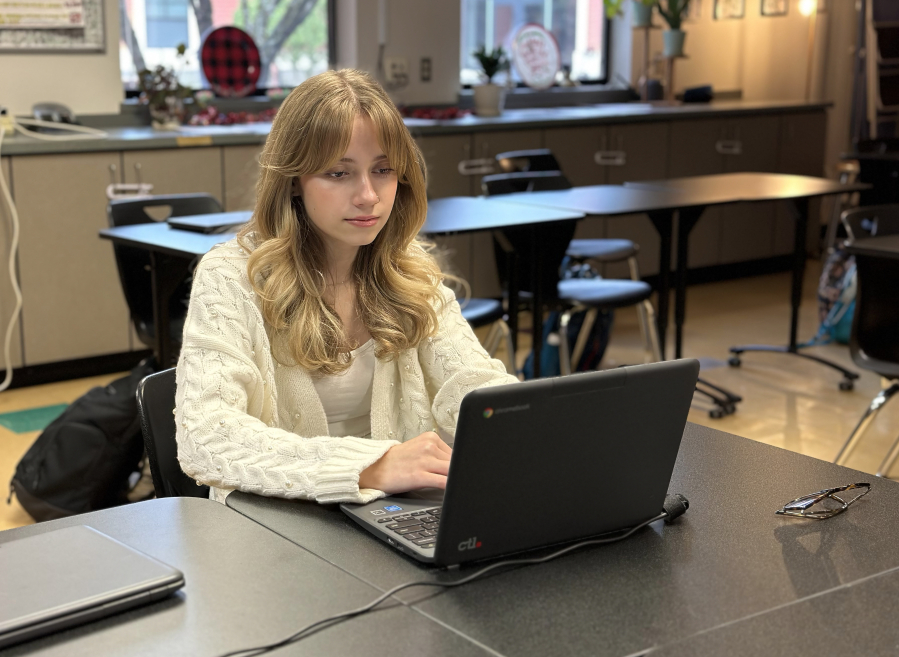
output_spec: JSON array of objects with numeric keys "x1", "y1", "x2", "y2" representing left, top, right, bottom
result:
[{"x1": 0, "y1": 404, "x2": 68, "y2": 434}]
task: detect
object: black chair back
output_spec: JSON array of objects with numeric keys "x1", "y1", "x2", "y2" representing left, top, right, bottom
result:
[
  {"x1": 495, "y1": 148, "x2": 564, "y2": 173},
  {"x1": 136, "y1": 368, "x2": 210, "y2": 498},
  {"x1": 107, "y1": 194, "x2": 222, "y2": 348},
  {"x1": 841, "y1": 204, "x2": 899, "y2": 242},
  {"x1": 843, "y1": 205, "x2": 899, "y2": 378},
  {"x1": 481, "y1": 171, "x2": 572, "y2": 196}
]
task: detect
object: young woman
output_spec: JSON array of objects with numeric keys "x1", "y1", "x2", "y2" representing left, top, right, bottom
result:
[{"x1": 174, "y1": 69, "x2": 519, "y2": 505}]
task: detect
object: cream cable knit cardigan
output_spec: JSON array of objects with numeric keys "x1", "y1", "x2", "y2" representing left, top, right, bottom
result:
[{"x1": 175, "y1": 239, "x2": 519, "y2": 505}]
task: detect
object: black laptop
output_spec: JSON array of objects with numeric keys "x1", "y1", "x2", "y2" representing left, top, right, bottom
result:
[
  {"x1": 0, "y1": 525, "x2": 184, "y2": 648},
  {"x1": 341, "y1": 359, "x2": 700, "y2": 567}
]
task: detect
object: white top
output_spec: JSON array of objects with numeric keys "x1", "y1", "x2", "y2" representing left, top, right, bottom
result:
[
  {"x1": 311, "y1": 339, "x2": 376, "y2": 438},
  {"x1": 174, "y1": 239, "x2": 520, "y2": 505}
]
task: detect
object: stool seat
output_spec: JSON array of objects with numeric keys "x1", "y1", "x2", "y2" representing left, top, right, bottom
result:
[
  {"x1": 557, "y1": 279, "x2": 652, "y2": 309},
  {"x1": 566, "y1": 239, "x2": 638, "y2": 262},
  {"x1": 460, "y1": 298, "x2": 505, "y2": 329}
]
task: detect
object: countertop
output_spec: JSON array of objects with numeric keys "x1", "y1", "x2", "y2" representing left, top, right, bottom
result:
[{"x1": 0, "y1": 99, "x2": 830, "y2": 157}]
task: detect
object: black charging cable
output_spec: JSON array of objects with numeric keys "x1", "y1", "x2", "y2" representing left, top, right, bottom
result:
[{"x1": 217, "y1": 495, "x2": 690, "y2": 657}]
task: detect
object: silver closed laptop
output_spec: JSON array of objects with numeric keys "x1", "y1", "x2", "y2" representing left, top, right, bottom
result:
[{"x1": 0, "y1": 525, "x2": 184, "y2": 649}]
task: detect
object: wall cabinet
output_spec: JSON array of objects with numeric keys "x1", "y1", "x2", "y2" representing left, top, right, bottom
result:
[
  {"x1": 223, "y1": 145, "x2": 263, "y2": 211},
  {"x1": 122, "y1": 148, "x2": 223, "y2": 202}
]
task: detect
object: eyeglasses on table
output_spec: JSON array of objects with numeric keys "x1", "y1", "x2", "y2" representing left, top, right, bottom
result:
[{"x1": 776, "y1": 483, "x2": 871, "y2": 520}]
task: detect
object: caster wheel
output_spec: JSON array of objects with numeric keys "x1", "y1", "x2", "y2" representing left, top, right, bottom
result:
[
  {"x1": 839, "y1": 379, "x2": 854, "y2": 391},
  {"x1": 724, "y1": 404, "x2": 737, "y2": 415},
  {"x1": 728, "y1": 357, "x2": 741, "y2": 367},
  {"x1": 709, "y1": 408, "x2": 724, "y2": 419}
]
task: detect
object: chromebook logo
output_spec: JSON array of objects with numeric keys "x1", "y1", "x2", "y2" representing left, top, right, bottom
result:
[{"x1": 483, "y1": 408, "x2": 494, "y2": 418}]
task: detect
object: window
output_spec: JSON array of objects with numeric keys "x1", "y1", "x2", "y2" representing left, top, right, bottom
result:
[
  {"x1": 460, "y1": 0, "x2": 609, "y2": 86},
  {"x1": 119, "y1": 0, "x2": 331, "y2": 91}
]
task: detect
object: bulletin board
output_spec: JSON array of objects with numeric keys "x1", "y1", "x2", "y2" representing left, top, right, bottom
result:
[{"x1": 0, "y1": 0, "x2": 105, "y2": 52}]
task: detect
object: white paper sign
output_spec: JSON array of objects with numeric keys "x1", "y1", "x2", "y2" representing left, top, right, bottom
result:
[
  {"x1": 0, "y1": 0, "x2": 85, "y2": 29},
  {"x1": 511, "y1": 24, "x2": 561, "y2": 91}
]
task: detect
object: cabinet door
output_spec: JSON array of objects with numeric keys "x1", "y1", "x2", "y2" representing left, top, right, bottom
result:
[
  {"x1": 416, "y1": 134, "x2": 474, "y2": 199},
  {"x1": 416, "y1": 135, "x2": 475, "y2": 291},
  {"x1": 719, "y1": 116, "x2": 780, "y2": 264},
  {"x1": 0, "y1": 157, "x2": 23, "y2": 368},
  {"x1": 543, "y1": 126, "x2": 607, "y2": 187},
  {"x1": 223, "y1": 145, "x2": 263, "y2": 211},
  {"x1": 471, "y1": 131, "x2": 544, "y2": 298},
  {"x1": 13, "y1": 152, "x2": 131, "y2": 364},
  {"x1": 123, "y1": 148, "x2": 224, "y2": 203},
  {"x1": 777, "y1": 111, "x2": 828, "y2": 255},
  {"x1": 605, "y1": 122, "x2": 671, "y2": 278},
  {"x1": 669, "y1": 119, "x2": 726, "y2": 268}
]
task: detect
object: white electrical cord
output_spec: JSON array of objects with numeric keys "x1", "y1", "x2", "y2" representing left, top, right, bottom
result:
[
  {"x1": 14, "y1": 117, "x2": 108, "y2": 141},
  {"x1": 0, "y1": 126, "x2": 24, "y2": 392}
]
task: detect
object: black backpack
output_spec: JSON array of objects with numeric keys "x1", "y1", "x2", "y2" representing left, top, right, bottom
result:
[{"x1": 8, "y1": 360, "x2": 155, "y2": 521}]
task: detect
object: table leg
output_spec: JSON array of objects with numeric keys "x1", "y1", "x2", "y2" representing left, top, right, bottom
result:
[
  {"x1": 531, "y1": 227, "x2": 543, "y2": 378},
  {"x1": 647, "y1": 210, "x2": 675, "y2": 360},
  {"x1": 727, "y1": 196, "x2": 858, "y2": 389},
  {"x1": 675, "y1": 207, "x2": 706, "y2": 360},
  {"x1": 150, "y1": 252, "x2": 192, "y2": 369}
]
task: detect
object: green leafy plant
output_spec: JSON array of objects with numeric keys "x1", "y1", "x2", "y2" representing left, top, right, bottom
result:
[
  {"x1": 472, "y1": 45, "x2": 509, "y2": 83},
  {"x1": 656, "y1": 0, "x2": 692, "y2": 29},
  {"x1": 136, "y1": 44, "x2": 195, "y2": 115},
  {"x1": 604, "y1": 0, "x2": 655, "y2": 18}
]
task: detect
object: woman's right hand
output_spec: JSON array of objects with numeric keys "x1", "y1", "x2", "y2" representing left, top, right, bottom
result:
[{"x1": 358, "y1": 431, "x2": 452, "y2": 494}]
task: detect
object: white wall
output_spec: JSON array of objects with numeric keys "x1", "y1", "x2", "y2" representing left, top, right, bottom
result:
[
  {"x1": 336, "y1": 0, "x2": 461, "y2": 106},
  {"x1": 0, "y1": 0, "x2": 123, "y2": 116}
]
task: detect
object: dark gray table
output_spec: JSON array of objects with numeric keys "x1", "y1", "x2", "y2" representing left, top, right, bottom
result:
[
  {"x1": 226, "y1": 423, "x2": 899, "y2": 657},
  {"x1": 0, "y1": 497, "x2": 493, "y2": 656},
  {"x1": 624, "y1": 173, "x2": 870, "y2": 388},
  {"x1": 102, "y1": 198, "x2": 584, "y2": 377}
]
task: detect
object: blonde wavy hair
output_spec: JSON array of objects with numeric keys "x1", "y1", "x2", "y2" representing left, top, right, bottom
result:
[{"x1": 238, "y1": 69, "x2": 445, "y2": 375}]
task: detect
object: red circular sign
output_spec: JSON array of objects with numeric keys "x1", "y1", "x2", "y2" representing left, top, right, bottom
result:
[{"x1": 201, "y1": 27, "x2": 262, "y2": 98}]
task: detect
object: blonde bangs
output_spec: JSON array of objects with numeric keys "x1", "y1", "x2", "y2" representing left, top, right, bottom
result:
[{"x1": 238, "y1": 69, "x2": 444, "y2": 375}]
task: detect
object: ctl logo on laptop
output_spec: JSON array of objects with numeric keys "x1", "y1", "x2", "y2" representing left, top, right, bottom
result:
[{"x1": 458, "y1": 537, "x2": 482, "y2": 551}]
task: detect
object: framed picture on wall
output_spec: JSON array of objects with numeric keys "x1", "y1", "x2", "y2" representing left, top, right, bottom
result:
[
  {"x1": 714, "y1": 0, "x2": 745, "y2": 19},
  {"x1": 685, "y1": 0, "x2": 702, "y2": 22},
  {"x1": 761, "y1": 0, "x2": 788, "y2": 16}
]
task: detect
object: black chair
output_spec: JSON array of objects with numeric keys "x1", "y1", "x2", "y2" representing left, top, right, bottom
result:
[
  {"x1": 833, "y1": 205, "x2": 899, "y2": 475},
  {"x1": 459, "y1": 297, "x2": 516, "y2": 374},
  {"x1": 107, "y1": 193, "x2": 223, "y2": 354},
  {"x1": 136, "y1": 368, "x2": 210, "y2": 498}
]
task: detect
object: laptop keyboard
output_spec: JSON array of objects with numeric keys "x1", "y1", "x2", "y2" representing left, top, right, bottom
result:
[{"x1": 375, "y1": 507, "x2": 441, "y2": 549}]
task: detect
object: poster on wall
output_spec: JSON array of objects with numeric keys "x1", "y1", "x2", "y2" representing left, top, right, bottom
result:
[
  {"x1": 0, "y1": 0, "x2": 102, "y2": 51},
  {"x1": 0, "y1": 0, "x2": 85, "y2": 28},
  {"x1": 714, "y1": 0, "x2": 745, "y2": 19},
  {"x1": 761, "y1": 0, "x2": 788, "y2": 16}
]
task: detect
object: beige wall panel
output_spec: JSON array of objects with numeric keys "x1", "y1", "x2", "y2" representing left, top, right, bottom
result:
[
  {"x1": 13, "y1": 152, "x2": 131, "y2": 364},
  {"x1": 543, "y1": 127, "x2": 606, "y2": 186},
  {"x1": 123, "y1": 148, "x2": 223, "y2": 202},
  {"x1": 416, "y1": 135, "x2": 474, "y2": 198},
  {"x1": 0, "y1": 157, "x2": 24, "y2": 369},
  {"x1": 223, "y1": 145, "x2": 264, "y2": 212}
]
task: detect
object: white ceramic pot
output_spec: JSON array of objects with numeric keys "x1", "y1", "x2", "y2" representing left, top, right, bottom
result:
[
  {"x1": 473, "y1": 83, "x2": 505, "y2": 117},
  {"x1": 632, "y1": 1, "x2": 653, "y2": 27},
  {"x1": 663, "y1": 29, "x2": 686, "y2": 58}
]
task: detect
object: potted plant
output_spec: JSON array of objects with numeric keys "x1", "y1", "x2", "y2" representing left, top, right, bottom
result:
[
  {"x1": 603, "y1": 0, "x2": 655, "y2": 27},
  {"x1": 472, "y1": 45, "x2": 509, "y2": 117},
  {"x1": 137, "y1": 44, "x2": 195, "y2": 130},
  {"x1": 656, "y1": 0, "x2": 691, "y2": 57}
]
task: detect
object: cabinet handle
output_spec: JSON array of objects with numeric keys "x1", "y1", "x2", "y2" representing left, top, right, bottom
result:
[
  {"x1": 715, "y1": 140, "x2": 742, "y2": 155},
  {"x1": 594, "y1": 150, "x2": 627, "y2": 166},
  {"x1": 458, "y1": 158, "x2": 495, "y2": 176}
]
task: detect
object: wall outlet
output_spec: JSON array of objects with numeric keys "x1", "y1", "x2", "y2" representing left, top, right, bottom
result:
[
  {"x1": 0, "y1": 108, "x2": 15, "y2": 134},
  {"x1": 384, "y1": 57, "x2": 409, "y2": 85},
  {"x1": 420, "y1": 57, "x2": 432, "y2": 82}
]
